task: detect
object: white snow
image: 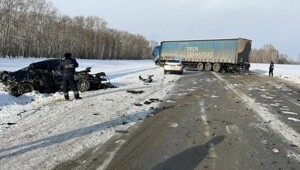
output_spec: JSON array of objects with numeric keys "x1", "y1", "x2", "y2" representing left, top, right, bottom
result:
[
  {"x1": 288, "y1": 117, "x2": 300, "y2": 122},
  {"x1": 251, "y1": 63, "x2": 300, "y2": 83},
  {"x1": 0, "y1": 59, "x2": 300, "y2": 169}
]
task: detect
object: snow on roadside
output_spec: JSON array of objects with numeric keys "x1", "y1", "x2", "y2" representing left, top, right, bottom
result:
[
  {"x1": 250, "y1": 63, "x2": 300, "y2": 84},
  {"x1": 0, "y1": 59, "x2": 181, "y2": 170}
]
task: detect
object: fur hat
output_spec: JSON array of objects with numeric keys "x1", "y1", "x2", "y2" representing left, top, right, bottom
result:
[{"x1": 64, "y1": 53, "x2": 72, "y2": 59}]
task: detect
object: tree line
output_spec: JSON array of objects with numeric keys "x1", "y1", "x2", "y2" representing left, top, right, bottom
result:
[
  {"x1": 0, "y1": 0, "x2": 153, "y2": 59},
  {"x1": 250, "y1": 44, "x2": 299, "y2": 64},
  {"x1": 1, "y1": 0, "x2": 299, "y2": 63}
]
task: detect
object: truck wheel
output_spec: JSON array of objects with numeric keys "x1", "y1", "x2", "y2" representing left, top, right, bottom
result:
[
  {"x1": 205, "y1": 63, "x2": 212, "y2": 71},
  {"x1": 197, "y1": 63, "x2": 204, "y2": 71},
  {"x1": 17, "y1": 82, "x2": 35, "y2": 95},
  {"x1": 78, "y1": 80, "x2": 90, "y2": 92},
  {"x1": 213, "y1": 63, "x2": 221, "y2": 72}
]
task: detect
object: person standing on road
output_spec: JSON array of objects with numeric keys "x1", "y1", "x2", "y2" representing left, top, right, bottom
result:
[
  {"x1": 244, "y1": 60, "x2": 251, "y2": 75},
  {"x1": 269, "y1": 61, "x2": 274, "y2": 77},
  {"x1": 58, "y1": 53, "x2": 82, "y2": 100}
]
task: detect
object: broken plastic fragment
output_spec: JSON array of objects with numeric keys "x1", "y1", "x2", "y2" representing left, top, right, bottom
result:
[{"x1": 272, "y1": 148, "x2": 280, "y2": 154}]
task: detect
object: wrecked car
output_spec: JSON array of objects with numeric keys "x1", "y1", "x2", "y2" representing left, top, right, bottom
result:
[
  {"x1": 0, "y1": 59, "x2": 116, "y2": 96},
  {"x1": 75, "y1": 66, "x2": 116, "y2": 92}
]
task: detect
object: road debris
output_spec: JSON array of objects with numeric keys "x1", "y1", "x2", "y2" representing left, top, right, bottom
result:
[
  {"x1": 139, "y1": 75, "x2": 154, "y2": 83},
  {"x1": 115, "y1": 130, "x2": 130, "y2": 133},
  {"x1": 126, "y1": 90, "x2": 144, "y2": 94},
  {"x1": 272, "y1": 148, "x2": 280, "y2": 154},
  {"x1": 7, "y1": 122, "x2": 17, "y2": 126},
  {"x1": 168, "y1": 122, "x2": 178, "y2": 128},
  {"x1": 134, "y1": 103, "x2": 143, "y2": 106},
  {"x1": 144, "y1": 101, "x2": 152, "y2": 105}
]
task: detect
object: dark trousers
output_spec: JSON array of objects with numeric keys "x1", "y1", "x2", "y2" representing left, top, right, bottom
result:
[
  {"x1": 63, "y1": 75, "x2": 79, "y2": 96},
  {"x1": 269, "y1": 69, "x2": 273, "y2": 77},
  {"x1": 245, "y1": 68, "x2": 250, "y2": 74}
]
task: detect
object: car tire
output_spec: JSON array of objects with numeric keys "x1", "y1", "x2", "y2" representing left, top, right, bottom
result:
[
  {"x1": 78, "y1": 79, "x2": 90, "y2": 92},
  {"x1": 17, "y1": 82, "x2": 35, "y2": 95}
]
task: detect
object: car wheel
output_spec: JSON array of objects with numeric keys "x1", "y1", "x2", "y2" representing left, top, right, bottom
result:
[
  {"x1": 17, "y1": 82, "x2": 35, "y2": 95},
  {"x1": 78, "y1": 79, "x2": 90, "y2": 92}
]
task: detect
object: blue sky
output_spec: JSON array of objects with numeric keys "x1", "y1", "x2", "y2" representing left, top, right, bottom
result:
[{"x1": 48, "y1": 0, "x2": 300, "y2": 60}]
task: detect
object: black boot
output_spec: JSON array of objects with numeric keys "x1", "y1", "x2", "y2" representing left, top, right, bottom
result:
[
  {"x1": 64, "y1": 95, "x2": 69, "y2": 100},
  {"x1": 75, "y1": 93, "x2": 82, "y2": 100}
]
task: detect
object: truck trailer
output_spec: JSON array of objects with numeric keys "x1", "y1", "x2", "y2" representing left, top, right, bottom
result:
[{"x1": 153, "y1": 38, "x2": 252, "y2": 72}]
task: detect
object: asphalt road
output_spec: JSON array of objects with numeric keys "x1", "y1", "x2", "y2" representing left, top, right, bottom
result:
[{"x1": 55, "y1": 71, "x2": 300, "y2": 170}]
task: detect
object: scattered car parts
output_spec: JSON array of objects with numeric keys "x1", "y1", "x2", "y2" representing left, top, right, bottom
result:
[{"x1": 139, "y1": 75, "x2": 154, "y2": 83}]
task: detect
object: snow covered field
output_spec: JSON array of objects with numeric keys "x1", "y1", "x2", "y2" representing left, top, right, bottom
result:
[{"x1": 0, "y1": 58, "x2": 299, "y2": 170}]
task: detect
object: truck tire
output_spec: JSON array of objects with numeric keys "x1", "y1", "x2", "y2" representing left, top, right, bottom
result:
[
  {"x1": 197, "y1": 63, "x2": 204, "y2": 71},
  {"x1": 205, "y1": 63, "x2": 212, "y2": 71},
  {"x1": 213, "y1": 63, "x2": 221, "y2": 72}
]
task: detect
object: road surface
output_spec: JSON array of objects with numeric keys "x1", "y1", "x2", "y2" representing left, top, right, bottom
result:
[{"x1": 55, "y1": 71, "x2": 300, "y2": 170}]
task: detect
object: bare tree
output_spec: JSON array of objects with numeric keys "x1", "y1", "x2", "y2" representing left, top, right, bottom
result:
[{"x1": 249, "y1": 44, "x2": 296, "y2": 64}]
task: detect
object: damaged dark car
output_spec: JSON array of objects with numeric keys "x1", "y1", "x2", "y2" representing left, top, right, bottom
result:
[{"x1": 0, "y1": 59, "x2": 116, "y2": 96}]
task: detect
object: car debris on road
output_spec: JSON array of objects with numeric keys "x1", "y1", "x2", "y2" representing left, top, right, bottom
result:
[
  {"x1": 139, "y1": 75, "x2": 154, "y2": 83},
  {"x1": 126, "y1": 90, "x2": 145, "y2": 94}
]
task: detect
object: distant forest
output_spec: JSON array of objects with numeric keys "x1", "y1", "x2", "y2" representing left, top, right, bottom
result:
[
  {"x1": 250, "y1": 44, "x2": 299, "y2": 64},
  {"x1": 0, "y1": 0, "x2": 155, "y2": 59},
  {"x1": 0, "y1": 0, "x2": 298, "y2": 63}
]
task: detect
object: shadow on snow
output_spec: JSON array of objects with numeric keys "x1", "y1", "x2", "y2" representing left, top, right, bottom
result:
[{"x1": 0, "y1": 110, "x2": 152, "y2": 159}]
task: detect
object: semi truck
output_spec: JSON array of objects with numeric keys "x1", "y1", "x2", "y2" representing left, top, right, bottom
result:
[{"x1": 153, "y1": 38, "x2": 252, "y2": 72}]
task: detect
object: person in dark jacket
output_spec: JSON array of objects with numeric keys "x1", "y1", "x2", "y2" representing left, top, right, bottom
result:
[
  {"x1": 269, "y1": 61, "x2": 274, "y2": 77},
  {"x1": 58, "y1": 53, "x2": 82, "y2": 100},
  {"x1": 244, "y1": 60, "x2": 250, "y2": 75}
]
